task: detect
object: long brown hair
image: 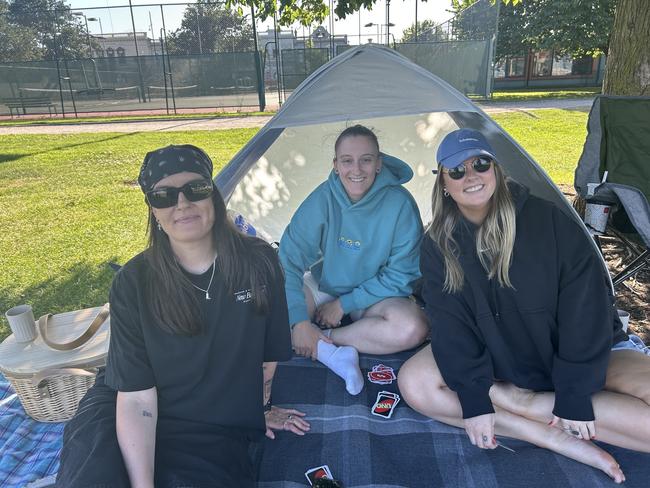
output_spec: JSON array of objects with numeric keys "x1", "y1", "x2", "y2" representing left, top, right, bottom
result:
[
  {"x1": 144, "y1": 186, "x2": 277, "y2": 335},
  {"x1": 428, "y1": 163, "x2": 516, "y2": 293}
]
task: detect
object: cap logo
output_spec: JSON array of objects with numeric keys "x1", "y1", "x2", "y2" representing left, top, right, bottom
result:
[{"x1": 459, "y1": 137, "x2": 479, "y2": 143}]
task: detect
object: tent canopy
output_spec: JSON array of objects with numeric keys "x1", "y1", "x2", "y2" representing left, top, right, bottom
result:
[{"x1": 216, "y1": 45, "x2": 584, "y2": 249}]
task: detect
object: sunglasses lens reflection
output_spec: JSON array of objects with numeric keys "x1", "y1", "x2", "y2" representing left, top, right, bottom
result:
[
  {"x1": 447, "y1": 157, "x2": 492, "y2": 180},
  {"x1": 147, "y1": 181, "x2": 213, "y2": 208}
]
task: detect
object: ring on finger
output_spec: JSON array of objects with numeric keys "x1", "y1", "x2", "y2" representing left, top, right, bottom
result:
[
  {"x1": 482, "y1": 435, "x2": 488, "y2": 443},
  {"x1": 288, "y1": 415, "x2": 293, "y2": 420}
]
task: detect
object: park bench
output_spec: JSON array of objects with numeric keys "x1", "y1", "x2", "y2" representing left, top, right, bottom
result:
[{"x1": 1, "y1": 96, "x2": 58, "y2": 117}]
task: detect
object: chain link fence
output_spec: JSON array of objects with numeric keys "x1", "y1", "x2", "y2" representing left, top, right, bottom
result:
[{"x1": 0, "y1": 0, "x2": 497, "y2": 117}]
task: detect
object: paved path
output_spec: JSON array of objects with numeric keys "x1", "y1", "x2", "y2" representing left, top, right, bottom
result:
[{"x1": 0, "y1": 98, "x2": 594, "y2": 135}]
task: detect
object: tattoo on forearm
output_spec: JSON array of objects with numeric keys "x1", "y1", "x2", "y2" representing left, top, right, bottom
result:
[{"x1": 142, "y1": 410, "x2": 153, "y2": 418}]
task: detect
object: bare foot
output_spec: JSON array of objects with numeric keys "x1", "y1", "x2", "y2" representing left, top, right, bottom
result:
[{"x1": 542, "y1": 426, "x2": 626, "y2": 483}]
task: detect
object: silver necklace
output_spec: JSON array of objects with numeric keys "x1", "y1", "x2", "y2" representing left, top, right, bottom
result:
[{"x1": 191, "y1": 258, "x2": 216, "y2": 300}]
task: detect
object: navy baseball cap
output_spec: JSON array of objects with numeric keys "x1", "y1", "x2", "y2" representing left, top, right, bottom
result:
[{"x1": 436, "y1": 129, "x2": 497, "y2": 169}]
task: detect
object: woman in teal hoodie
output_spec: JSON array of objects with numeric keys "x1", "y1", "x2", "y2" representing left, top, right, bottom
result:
[{"x1": 279, "y1": 125, "x2": 428, "y2": 395}]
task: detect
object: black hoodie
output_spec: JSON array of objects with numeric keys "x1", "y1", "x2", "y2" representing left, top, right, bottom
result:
[{"x1": 421, "y1": 181, "x2": 627, "y2": 421}]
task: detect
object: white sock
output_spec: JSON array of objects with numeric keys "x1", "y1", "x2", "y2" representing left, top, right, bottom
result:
[{"x1": 317, "y1": 340, "x2": 364, "y2": 395}]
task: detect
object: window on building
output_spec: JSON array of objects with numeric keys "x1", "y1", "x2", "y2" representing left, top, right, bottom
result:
[
  {"x1": 507, "y1": 57, "x2": 525, "y2": 77},
  {"x1": 571, "y1": 56, "x2": 594, "y2": 75},
  {"x1": 494, "y1": 59, "x2": 506, "y2": 78},
  {"x1": 532, "y1": 49, "x2": 552, "y2": 77},
  {"x1": 551, "y1": 54, "x2": 573, "y2": 76},
  {"x1": 494, "y1": 56, "x2": 525, "y2": 78}
]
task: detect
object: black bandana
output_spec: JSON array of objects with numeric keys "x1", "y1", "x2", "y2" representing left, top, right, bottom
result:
[{"x1": 138, "y1": 144, "x2": 213, "y2": 193}]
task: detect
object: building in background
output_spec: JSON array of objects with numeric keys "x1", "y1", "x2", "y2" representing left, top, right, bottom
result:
[
  {"x1": 494, "y1": 50, "x2": 605, "y2": 89},
  {"x1": 93, "y1": 32, "x2": 161, "y2": 58}
]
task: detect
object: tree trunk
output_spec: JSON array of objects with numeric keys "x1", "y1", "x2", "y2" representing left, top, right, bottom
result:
[{"x1": 603, "y1": 0, "x2": 650, "y2": 95}]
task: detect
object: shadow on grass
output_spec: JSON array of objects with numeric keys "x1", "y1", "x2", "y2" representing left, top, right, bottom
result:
[
  {"x1": 0, "y1": 153, "x2": 27, "y2": 164},
  {"x1": 1, "y1": 132, "x2": 142, "y2": 164},
  {"x1": 0, "y1": 258, "x2": 120, "y2": 341}
]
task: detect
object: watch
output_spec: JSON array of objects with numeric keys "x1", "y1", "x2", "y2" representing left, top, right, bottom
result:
[{"x1": 263, "y1": 396, "x2": 272, "y2": 413}]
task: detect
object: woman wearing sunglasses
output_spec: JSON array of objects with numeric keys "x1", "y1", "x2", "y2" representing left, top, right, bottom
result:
[
  {"x1": 56, "y1": 145, "x2": 308, "y2": 488},
  {"x1": 279, "y1": 125, "x2": 428, "y2": 395},
  {"x1": 398, "y1": 129, "x2": 650, "y2": 483}
]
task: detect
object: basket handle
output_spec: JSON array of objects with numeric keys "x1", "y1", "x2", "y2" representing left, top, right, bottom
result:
[{"x1": 37, "y1": 304, "x2": 110, "y2": 351}]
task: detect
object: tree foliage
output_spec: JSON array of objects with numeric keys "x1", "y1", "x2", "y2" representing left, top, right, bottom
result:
[
  {"x1": 2, "y1": 0, "x2": 91, "y2": 61},
  {"x1": 166, "y1": 1, "x2": 254, "y2": 55},
  {"x1": 450, "y1": 0, "x2": 615, "y2": 59},
  {"x1": 227, "y1": 0, "x2": 380, "y2": 26},
  {"x1": 401, "y1": 20, "x2": 447, "y2": 43},
  {"x1": 0, "y1": 1, "x2": 40, "y2": 61}
]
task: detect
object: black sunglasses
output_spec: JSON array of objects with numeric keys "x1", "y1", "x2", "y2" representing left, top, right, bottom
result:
[
  {"x1": 146, "y1": 180, "x2": 214, "y2": 209},
  {"x1": 433, "y1": 157, "x2": 493, "y2": 180}
]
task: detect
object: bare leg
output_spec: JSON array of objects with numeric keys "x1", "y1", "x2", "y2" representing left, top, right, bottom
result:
[
  {"x1": 330, "y1": 297, "x2": 428, "y2": 354},
  {"x1": 490, "y1": 350, "x2": 650, "y2": 452},
  {"x1": 398, "y1": 346, "x2": 625, "y2": 483}
]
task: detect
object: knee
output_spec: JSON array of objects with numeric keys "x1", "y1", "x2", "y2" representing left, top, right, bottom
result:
[
  {"x1": 392, "y1": 310, "x2": 429, "y2": 351},
  {"x1": 397, "y1": 359, "x2": 425, "y2": 408},
  {"x1": 398, "y1": 356, "x2": 443, "y2": 413}
]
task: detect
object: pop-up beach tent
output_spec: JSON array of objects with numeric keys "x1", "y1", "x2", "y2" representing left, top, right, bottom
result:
[{"x1": 216, "y1": 44, "x2": 592, "y2": 250}]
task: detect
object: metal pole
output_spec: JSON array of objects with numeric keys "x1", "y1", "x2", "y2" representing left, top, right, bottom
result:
[
  {"x1": 415, "y1": 0, "x2": 418, "y2": 42},
  {"x1": 160, "y1": 29, "x2": 169, "y2": 114},
  {"x1": 273, "y1": 11, "x2": 282, "y2": 105},
  {"x1": 196, "y1": 7, "x2": 203, "y2": 55},
  {"x1": 128, "y1": 0, "x2": 146, "y2": 103},
  {"x1": 250, "y1": 4, "x2": 265, "y2": 111},
  {"x1": 84, "y1": 15, "x2": 92, "y2": 57},
  {"x1": 488, "y1": 0, "x2": 501, "y2": 98},
  {"x1": 160, "y1": 5, "x2": 176, "y2": 114},
  {"x1": 358, "y1": 11, "x2": 361, "y2": 45},
  {"x1": 53, "y1": 28, "x2": 66, "y2": 117},
  {"x1": 386, "y1": 0, "x2": 390, "y2": 46}
]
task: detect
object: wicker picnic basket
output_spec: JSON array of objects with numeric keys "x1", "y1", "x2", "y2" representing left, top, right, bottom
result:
[{"x1": 0, "y1": 305, "x2": 110, "y2": 422}]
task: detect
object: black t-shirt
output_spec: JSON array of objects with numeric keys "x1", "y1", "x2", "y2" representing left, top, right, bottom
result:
[{"x1": 104, "y1": 245, "x2": 291, "y2": 439}]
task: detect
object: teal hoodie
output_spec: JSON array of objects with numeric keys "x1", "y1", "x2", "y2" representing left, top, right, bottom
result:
[{"x1": 279, "y1": 154, "x2": 423, "y2": 326}]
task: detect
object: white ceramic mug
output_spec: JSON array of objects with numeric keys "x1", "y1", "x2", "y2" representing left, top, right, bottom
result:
[
  {"x1": 617, "y1": 309, "x2": 630, "y2": 332},
  {"x1": 5, "y1": 304, "x2": 37, "y2": 343}
]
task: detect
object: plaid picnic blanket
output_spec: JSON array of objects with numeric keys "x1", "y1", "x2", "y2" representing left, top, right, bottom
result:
[
  {"x1": 2, "y1": 352, "x2": 650, "y2": 488},
  {"x1": 259, "y1": 351, "x2": 650, "y2": 488},
  {"x1": 0, "y1": 375, "x2": 62, "y2": 488}
]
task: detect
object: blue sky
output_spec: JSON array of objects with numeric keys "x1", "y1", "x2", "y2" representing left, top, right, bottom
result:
[{"x1": 65, "y1": 0, "x2": 454, "y2": 43}]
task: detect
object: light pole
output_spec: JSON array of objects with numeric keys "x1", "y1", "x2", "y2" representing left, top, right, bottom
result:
[
  {"x1": 87, "y1": 17, "x2": 103, "y2": 36},
  {"x1": 386, "y1": 0, "x2": 391, "y2": 46},
  {"x1": 415, "y1": 0, "x2": 418, "y2": 41},
  {"x1": 72, "y1": 12, "x2": 92, "y2": 57},
  {"x1": 365, "y1": 22, "x2": 395, "y2": 46},
  {"x1": 87, "y1": 17, "x2": 104, "y2": 55},
  {"x1": 364, "y1": 22, "x2": 380, "y2": 44}
]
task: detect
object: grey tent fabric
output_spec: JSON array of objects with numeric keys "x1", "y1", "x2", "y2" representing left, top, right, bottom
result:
[{"x1": 215, "y1": 44, "x2": 608, "y2": 279}]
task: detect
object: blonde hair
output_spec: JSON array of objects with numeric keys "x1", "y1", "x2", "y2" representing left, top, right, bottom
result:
[{"x1": 428, "y1": 163, "x2": 516, "y2": 293}]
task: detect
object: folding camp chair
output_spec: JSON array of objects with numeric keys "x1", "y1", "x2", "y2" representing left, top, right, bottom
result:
[{"x1": 575, "y1": 95, "x2": 650, "y2": 287}]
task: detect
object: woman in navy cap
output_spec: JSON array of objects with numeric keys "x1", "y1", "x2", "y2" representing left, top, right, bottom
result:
[
  {"x1": 398, "y1": 129, "x2": 650, "y2": 483},
  {"x1": 56, "y1": 144, "x2": 309, "y2": 488}
]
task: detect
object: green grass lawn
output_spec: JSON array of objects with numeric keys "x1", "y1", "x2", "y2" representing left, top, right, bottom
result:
[
  {"x1": 0, "y1": 109, "x2": 588, "y2": 340},
  {"x1": 486, "y1": 86, "x2": 600, "y2": 102}
]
